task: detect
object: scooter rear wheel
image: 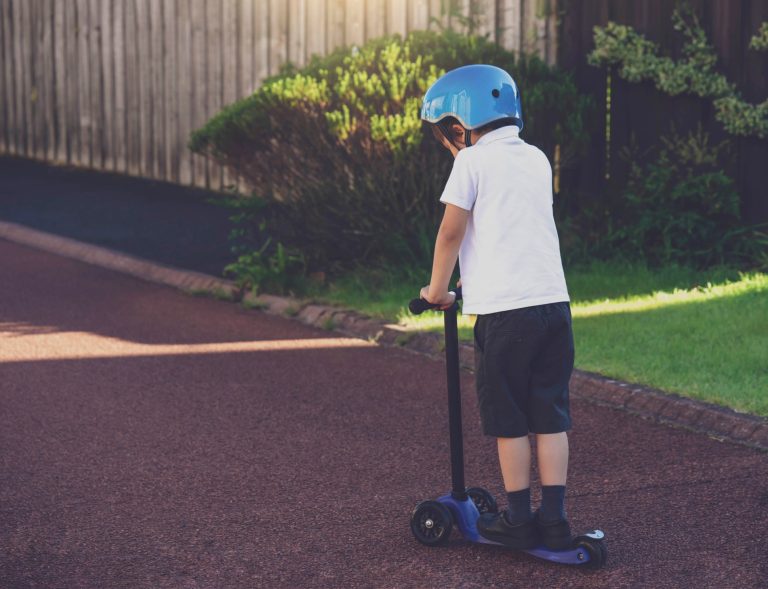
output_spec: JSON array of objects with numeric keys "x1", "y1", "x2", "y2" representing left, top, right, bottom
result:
[
  {"x1": 410, "y1": 501, "x2": 453, "y2": 546},
  {"x1": 466, "y1": 487, "x2": 498, "y2": 514}
]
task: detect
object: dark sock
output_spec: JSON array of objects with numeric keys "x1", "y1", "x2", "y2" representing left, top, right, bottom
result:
[
  {"x1": 504, "y1": 488, "x2": 532, "y2": 525},
  {"x1": 539, "y1": 485, "x2": 566, "y2": 523}
]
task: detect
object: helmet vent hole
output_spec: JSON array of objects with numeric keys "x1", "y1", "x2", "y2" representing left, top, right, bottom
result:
[{"x1": 491, "y1": 89, "x2": 500, "y2": 98}]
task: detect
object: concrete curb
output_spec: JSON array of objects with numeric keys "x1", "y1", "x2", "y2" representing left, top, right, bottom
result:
[
  {"x1": 0, "y1": 221, "x2": 234, "y2": 294},
  {"x1": 2, "y1": 220, "x2": 766, "y2": 452}
]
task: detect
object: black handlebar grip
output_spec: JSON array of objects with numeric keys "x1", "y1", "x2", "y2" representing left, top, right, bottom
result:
[{"x1": 408, "y1": 287, "x2": 462, "y2": 315}]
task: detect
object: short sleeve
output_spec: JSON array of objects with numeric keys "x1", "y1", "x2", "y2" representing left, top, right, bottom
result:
[{"x1": 439, "y1": 149, "x2": 477, "y2": 211}]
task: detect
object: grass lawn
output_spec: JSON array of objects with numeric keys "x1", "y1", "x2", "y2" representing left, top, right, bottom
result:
[{"x1": 312, "y1": 263, "x2": 768, "y2": 416}]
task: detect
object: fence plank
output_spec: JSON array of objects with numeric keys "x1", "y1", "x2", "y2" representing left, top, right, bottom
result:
[
  {"x1": 477, "y1": 0, "x2": 496, "y2": 40},
  {"x1": 388, "y1": 0, "x2": 407, "y2": 36},
  {"x1": 12, "y1": 0, "x2": 29, "y2": 155},
  {"x1": 498, "y1": 0, "x2": 516, "y2": 51},
  {"x1": 205, "y1": 0, "x2": 222, "y2": 191},
  {"x1": 52, "y1": 0, "x2": 65, "y2": 162},
  {"x1": 0, "y1": 1, "x2": 8, "y2": 153},
  {"x1": 77, "y1": 0, "x2": 92, "y2": 166},
  {"x1": 163, "y1": 0, "x2": 177, "y2": 183},
  {"x1": 42, "y1": 0, "x2": 55, "y2": 160},
  {"x1": 149, "y1": 0, "x2": 163, "y2": 179},
  {"x1": 190, "y1": 0, "x2": 207, "y2": 189},
  {"x1": 31, "y1": 0, "x2": 46, "y2": 160},
  {"x1": 88, "y1": 0, "x2": 104, "y2": 169},
  {"x1": 61, "y1": 1, "x2": 74, "y2": 162},
  {"x1": 289, "y1": 0, "x2": 307, "y2": 66},
  {"x1": 125, "y1": 0, "x2": 140, "y2": 175},
  {"x1": 99, "y1": 0, "x2": 113, "y2": 170},
  {"x1": 367, "y1": 0, "x2": 386, "y2": 39},
  {"x1": 5, "y1": 0, "x2": 20, "y2": 155},
  {"x1": 235, "y1": 0, "x2": 252, "y2": 195},
  {"x1": 135, "y1": 0, "x2": 151, "y2": 177},
  {"x1": 239, "y1": 0, "x2": 254, "y2": 95},
  {"x1": 346, "y1": 0, "x2": 364, "y2": 47},
  {"x1": 521, "y1": 0, "x2": 539, "y2": 54},
  {"x1": 112, "y1": 0, "x2": 126, "y2": 173},
  {"x1": 176, "y1": 0, "x2": 192, "y2": 185},
  {"x1": 269, "y1": 0, "x2": 288, "y2": 73},
  {"x1": 327, "y1": 0, "x2": 345, "y2": 51},
  {"x1": 222, "y1": 0, "x2": 238, "y2": 190},
  {"x1": 24, "y1": 0, "x2": 34, "y2": 157},
  {"x1": 1, "y1": 1, "x2": 15, "y2": 154},
  {"x1": 451, "y1": 0, "x2": 469, "y2": 34},
  {"x1": 409, "y1": 0, "x2": 430, "y2": 33},
  {"x1": 255, "y1": 0, "x2": 269, "y2": 84},
  {"x1": 428, "y1": 0, "x2": 448, "y2": 32},
  {"x1": 306, "y1": 0, "x2": 326, "y2": 60},
  {"x1": 65, "y1": 0, "x2": 79, "y2": 163}
]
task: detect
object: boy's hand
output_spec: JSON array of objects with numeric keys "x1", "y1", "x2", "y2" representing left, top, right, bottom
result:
[{"x1": 419, "y1": 286, "x2": 456, "y2": 310}]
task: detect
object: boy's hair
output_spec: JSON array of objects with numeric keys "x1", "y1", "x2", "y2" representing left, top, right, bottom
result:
[{"x1": 433, "y1": 116, "x2": 519, "y2": 145}]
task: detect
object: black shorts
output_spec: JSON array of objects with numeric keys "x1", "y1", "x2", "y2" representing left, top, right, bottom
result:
[{"x1": 474, "y1": 301, "x2": 574, "y2": 438}]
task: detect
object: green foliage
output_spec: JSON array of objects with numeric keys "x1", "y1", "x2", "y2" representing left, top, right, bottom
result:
[
  {"x1": 429, "y1": 0, "x2": 487, "y2": 35},
  {"x1": 750, "y1": 22, "x2": 768, "y2": 51},
  {"x1": 588, "y1": 7, "x2": 768, "y2": 138},
  {"x1": 606, "y1": 127, "x2": 766, "y2": 268},
  {"x1": 220, "y1": 194, "x2": 306, "y2": 295},
  {"x1": 224, "y1": 240, "x2": 305, "y2": 296},
  {"x1": 190, "y1": 30, "x2": 593, "y2": 273}
]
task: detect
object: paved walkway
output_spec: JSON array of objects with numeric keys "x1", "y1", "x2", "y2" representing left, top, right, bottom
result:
[{"x1": 1, "y1": 239, "x2": 766, "y2": 588}]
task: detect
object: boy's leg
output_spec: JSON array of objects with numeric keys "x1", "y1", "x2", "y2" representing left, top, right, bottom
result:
[
  {"x1": 536, "y1": 432, "x2": 569, "y2": 485},
  {"x1": 537, "y1": 432, "x2": 569, "y2": 525},
  {"x1": 497, "y1": 436, "x2": 534, "y2": 526},
  {"x1": 473, "y1": 312, "x2": 539, "y2": 547},
  {"x1": 497, "y1": 435, "x2": 531, "y2": 490}
]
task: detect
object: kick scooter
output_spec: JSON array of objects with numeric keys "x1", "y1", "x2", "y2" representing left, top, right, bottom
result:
[{"x1": 408, "y1": 289, "x2": 607, "y2": 569}]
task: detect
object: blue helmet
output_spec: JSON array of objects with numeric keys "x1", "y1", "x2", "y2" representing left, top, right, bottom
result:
[{"x1": 421, "y1": 64, "x2": 523, "y2": 132}]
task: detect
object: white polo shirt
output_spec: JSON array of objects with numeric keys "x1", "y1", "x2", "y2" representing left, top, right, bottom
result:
[{"x1": 439, "y1": 126, "x2": 569, "y2": 315}]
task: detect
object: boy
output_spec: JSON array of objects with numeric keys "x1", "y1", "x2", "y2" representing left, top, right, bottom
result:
[{"x1": 418, "y1": 65, "x2": 574, "y2": 551}]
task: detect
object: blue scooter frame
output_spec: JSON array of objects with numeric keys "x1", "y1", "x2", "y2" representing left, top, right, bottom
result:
[{"x1": 408, "y1": 290, "x2": 607, "y2": 568}]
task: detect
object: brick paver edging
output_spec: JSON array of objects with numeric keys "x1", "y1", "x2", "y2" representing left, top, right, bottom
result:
[{"x1": 2, "y1": 219, "x2": 766, "y2": 451}]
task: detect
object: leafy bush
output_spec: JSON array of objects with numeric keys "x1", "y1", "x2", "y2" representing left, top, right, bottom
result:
[
  {"x1": 218, "y1": 195, "x2": 306, "y2": 295},
  {"x1": 190, "y1": 30, "x2": 593, "y2": 273},
  {"x1": 601, "y1": 127, "x2": 766, "y2": 268},
  {"x1": 589, "y1": 7, "x2": 768, "y2": 139}
]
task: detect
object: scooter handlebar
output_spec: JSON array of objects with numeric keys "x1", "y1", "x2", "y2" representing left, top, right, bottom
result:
[{"x1": 408, "y1": 287, "x2": 462, "y2": 315}]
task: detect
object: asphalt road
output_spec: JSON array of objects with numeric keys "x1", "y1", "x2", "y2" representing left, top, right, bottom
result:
[{"x1": 1, "y1": 239, "x2": 766, "y2": 589}]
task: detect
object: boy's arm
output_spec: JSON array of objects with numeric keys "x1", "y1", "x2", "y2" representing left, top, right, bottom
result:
[{"x1": 421, "y1": 204, "x2": 469, "y2": 305}]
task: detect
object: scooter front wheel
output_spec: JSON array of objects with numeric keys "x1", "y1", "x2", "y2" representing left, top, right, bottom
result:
[
  {"x1": 574, "y1": 537, "x2": 608, "y2": 569},
  {"x1": 410, "y1": 500, "x2": 453, "y2": 546}
]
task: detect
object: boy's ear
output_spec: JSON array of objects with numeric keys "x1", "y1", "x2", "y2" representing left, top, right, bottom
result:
[{"x1": 450, "y1": 123, "x2": 465, "y2": 142}]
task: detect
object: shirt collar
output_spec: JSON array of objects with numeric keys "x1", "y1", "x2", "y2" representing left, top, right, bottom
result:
[{"x1": 474, "y1": 125, "x2": 520, "y2": 146}]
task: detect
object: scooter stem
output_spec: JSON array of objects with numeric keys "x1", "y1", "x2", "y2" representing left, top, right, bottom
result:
[{"x1": 443, "y1": 305, "x2": 467, "y2": 501}]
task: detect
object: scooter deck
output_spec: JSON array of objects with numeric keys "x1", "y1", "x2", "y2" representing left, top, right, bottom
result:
[{"x1": 437, "y1": 494, "x2": 604, "y2": 566}]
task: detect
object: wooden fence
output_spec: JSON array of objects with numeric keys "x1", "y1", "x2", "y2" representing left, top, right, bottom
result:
[
  {"x1": 559, "y1": 0, "x2": 768, "y2": 222},
  {"x1": 0, "y1": 0, "x2": 558, "y2": 192}
]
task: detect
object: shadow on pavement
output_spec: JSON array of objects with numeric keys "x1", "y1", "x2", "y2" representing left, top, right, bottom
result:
[{"x1": 0, "y1": 156, "x2": 235, "y2": 276}]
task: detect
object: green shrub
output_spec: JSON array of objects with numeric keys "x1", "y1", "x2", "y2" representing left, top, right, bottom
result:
[
  {"x1": 603, "y1": 127, "x2": 766, "y2": 268},
  {"x1": 220, "y1": 193, "x2": 306, "y2": 295},
  {"x1": 190, "y1": 30, "x2": 593, "y2": 273},
  {"x1": 224, "y1": 240, "x2": 305, "y2": 296},
  {"x1": 588, "y1": 7, "x2": 768, "y2": 139}
]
